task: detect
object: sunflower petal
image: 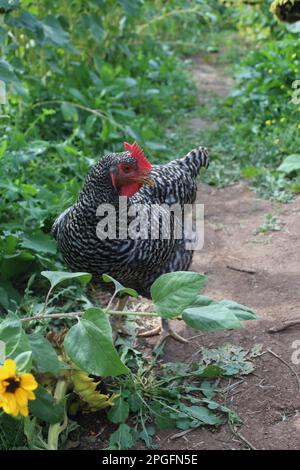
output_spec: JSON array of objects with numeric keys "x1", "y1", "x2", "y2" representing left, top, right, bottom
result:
[
  {"x1": 19, "y1": 405, "x2": 29, "y2": 417},
  {"x1": 15, "y1": 388, "x2": 28, "y2": 407},
  {"x1": 0, "y1": 359, "x2": 16, "y2": 380},
  {"x1": 3, "y1": 392, "x2": 18, "y2": 415},
  {"x1": 3, "y1": 359, "x2": 17, "y2": 378},
  {"x1": 20, "y1": 373, "x2": 38, "y2": 391},
  {"x1": 25, "y1": 390, "x2": 36, "y2": 401},
  {"x1": 0, "y1": 381, "x2": 6, "y2": 393}
]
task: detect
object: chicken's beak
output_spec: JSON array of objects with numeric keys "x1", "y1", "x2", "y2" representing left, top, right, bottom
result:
[
  {"x1": 132, "y1": 175, "x2": 155, "y2": 186},
  {"x1": 139, "y1": 176, "x2": 155, "y2": 186}
]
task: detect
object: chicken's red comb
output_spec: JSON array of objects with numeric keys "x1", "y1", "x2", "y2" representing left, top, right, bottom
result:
[{"x1": 123, "y1": 142, "x2": 152, "y2": 170}]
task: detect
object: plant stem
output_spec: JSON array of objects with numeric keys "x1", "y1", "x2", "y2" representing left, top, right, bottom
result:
[
  {"x1": 42, "y1": 285, "x2": 54, "y2": 315},
  {"x1": 47, "y1": 374, "x2": 69, "y2": 450},
  {"x1": 21, "y1": 309, "x2": 160, "y2": 322}
]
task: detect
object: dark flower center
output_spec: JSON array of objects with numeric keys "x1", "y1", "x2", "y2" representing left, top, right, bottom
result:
[{"x1": 6, "y1": 377, "x2": 20, "y2": 393}]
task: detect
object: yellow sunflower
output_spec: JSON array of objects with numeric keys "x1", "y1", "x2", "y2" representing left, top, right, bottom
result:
[
  {"x1": 71, "y1": 370, "x2": 117, "y2": 412},
  {"x1": 0, "y1": 358, "x2": 38, "y2": 417},
  {"x1": 270, "y1": 0, "x2": 300, "y2": 23}
]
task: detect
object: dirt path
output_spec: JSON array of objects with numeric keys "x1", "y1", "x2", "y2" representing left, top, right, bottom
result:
[
  {"x1": 152, "y1": 56, "x2": 300, "y2": 450},
  {"x1": 156, "y1": 183, "x2": 300, "y2": 450}
]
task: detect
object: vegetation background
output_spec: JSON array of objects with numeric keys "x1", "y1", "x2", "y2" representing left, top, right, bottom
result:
[{"x1": 0, "y1": 0, "x2": 299, "y2": 450}]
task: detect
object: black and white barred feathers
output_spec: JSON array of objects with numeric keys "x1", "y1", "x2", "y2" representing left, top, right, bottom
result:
[{"x1": 52, "y1": 147, "x2": 209, "y2": 297}]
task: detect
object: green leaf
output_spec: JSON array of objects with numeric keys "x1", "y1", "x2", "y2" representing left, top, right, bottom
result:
[
  {"x1": 0, "y1": 281, "x2": 21, "y2": 311},
  {"x1": 107, "y1": 397, "x2": 129, "y2": 424},
  {"x1": 21, "y1": 233, "x2": 57, "y2": 255},
  {"x1": 61, "y1": 102, "x2": 78, "y2": 122},
  {"x1": 182, "y1": 304, "x2": 241, "y2": 332},
  {"x1": 102, "y1": 274, "x2": 138, "y2": 298},
  {"x1": 29, "y1": 333, "x2": 61, "y2": 375},
  {"x1": 14, "y1": 351, "x2": 32, "y2": 373},
  {"x1": 1, "y1": 252, "x2": 35, "y2": 281},
  {"x1": 196, "y1": 364, "x2": 224, "y2": 378},
  {"x1": 128, "y1": 392, "x2": 143, "y2": 412},
  {"x1": 64, "y1": 316, "x2": 129, "y2": 377},
  {"x1": 200, "y1": 381, "x2": 216, "y2": 399},
  {"x1": 83, "y1": 308, "x2": 113, "y2": 341},
  {"x1": 218, "y1": 300, "x2": 258, "y2": 321},
  {"x1": 277, "y1": 154, "x2": 300, "y2": 174},
  {"x1": 188, "y1": 295, "x2": 214, "y2": 307},
  {"x1": 151, "y1": 271, "x2": 207, "y2": 319},
  {"x1": 107, "y1": 424, "x2": 136, "y2": 450},
  {"x1": 180, "y1": 405, "x2": 223, "y2": 426},
  {"x1": 0, "y1": 340, "x2": 5, "y2": 364},
  {"x1": 29, "y1": 386, "x2": 65, "y2": 424},
  {"x1": 41, "y1": 271, "x2": 92, "y2": 289},
  {"x1": 0, "y1": 318, "x2": 30, "y2": 358},
  {"x1": 152, "y1": 401, "x2": 177, "y2": 429},
  {"x1": 42, "y1": 16, "x2": 70, "y2": 47},
  {"x1": 0, "y1": 1, "x2": 19, "y2": 12}
]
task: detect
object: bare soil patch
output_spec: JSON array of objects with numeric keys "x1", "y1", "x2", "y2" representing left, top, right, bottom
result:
[{"x1": 149, "y1": 182, "x2": 300, "y2": 450}]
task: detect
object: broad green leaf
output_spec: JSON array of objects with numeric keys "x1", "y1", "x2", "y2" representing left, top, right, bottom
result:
[
  {"x1": 151, "y1": 271, "x2": 207, "y2": 319},
  {"x1": 277, "y1": 154, "x2": 300, "y2": 174},
  {"x1": 187, "y1": 297, "x2": 257, "y2": 321},
  {"x1": 107, "y1": 424, "x2": 136, "y2": 450},
  {"x1": 29, "y1": 386, "x2": 65, "y2": 424},
  {"x1": 0, "y1": 340, "x2": 5, "y2": 364},
  {"x1": 182, "y1": 304, "x2": 241, "y2": 332},
  {"x1": 0, "y1": 281, "x2": 21, "y2": 311},
  {"x1": 41, "y1": 271, "x2": 92, "y2": 289},
  {"x1": 0, "y1": 58, "x2": 15, "y2": 81},
  {"x1": 83, "y1": 308, "x2": 113, "y2": 341},
  {"x1": 188, "y1": 295, "x2": 214, "y2": 308},
  {"x1": 102, "y1": 274, "x2": 138, "y2": 298},
  {"x1": 138, "y1": 426, "x2": 156, "y2": 449},
  {"x1": 42, "y1": 16, "x2": 70, "y2": 47},
  {"x1": 0, "y1": 318, "x2": 30, "y2": 358},
  {"x1": 152, "y1": 401, "x2": 177, "y2": 429},
  {"x1": 218, "y1": 300, "x2": 258, "y2": 321},
  {"x1": 21, "y1": 233, "x2": 57, "y2": 255},
  {"x1": 29, "y1": 333, "x2": 61, "y2": 375},
  {"x1": 107, "y1": 397, "x2": 129, "y2": 424},
  {"x1": 200, "y1": 381, "x2": 217, "y2": 399},
  {"x1": 128, "y1": 392, "x2": 143, "y2": 412},
  {"x1": 14, "y1": 351, "x2": 32, "y2": 373},
  {"x1": 179, "y1": 404, "x2": 223, "y2": 426},
  {"x1": 64, "y1": 318, "x2": 129, "y2": 377},
  {"x1": 1, "y1": 252, "x2": 35, "y2": 281}
]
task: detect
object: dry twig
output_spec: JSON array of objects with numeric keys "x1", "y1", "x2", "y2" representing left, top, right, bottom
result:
[
  {"x1": 267, "y1": 348, "x2": 300, "y2": 393},
  {"x1": 226, "y1": 265, "x2": 256, "y2": 275},
  {"x1": 268, "y1": 319, "x2": 300, "y2": 333}
]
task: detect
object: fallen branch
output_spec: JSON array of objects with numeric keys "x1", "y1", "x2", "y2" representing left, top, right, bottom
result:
[
  {"x1": 268, "y1": 319, "x2": 300, "y2": 334},
  {"x1": 169, "y1": 428, "x2": 195, "y2": 441},
  {"x1": 228, "y1": 422, "x2": 257, "y2": 450},
  {"x1": 226, "y1": 265, "x2": 256, "y2": 275},
  {"x1": 267, "y1": 348, "x2": 300, "y2": 393}
]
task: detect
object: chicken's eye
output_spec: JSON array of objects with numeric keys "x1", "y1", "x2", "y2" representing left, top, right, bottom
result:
[{"x1": 122, "y1": 165, "x2": 132, "y2": 174}]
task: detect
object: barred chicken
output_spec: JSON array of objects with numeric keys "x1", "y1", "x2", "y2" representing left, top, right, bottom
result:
[{"x1": 52, "y1": 142, "x2": 209, "y2": 344}]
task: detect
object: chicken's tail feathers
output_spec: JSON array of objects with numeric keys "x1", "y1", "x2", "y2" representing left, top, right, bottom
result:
[{"x1": 181, "y1": 146, "x2": 209, "y2": 178}]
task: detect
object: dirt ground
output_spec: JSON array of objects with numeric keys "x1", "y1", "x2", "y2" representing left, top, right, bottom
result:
[
  {"x1": 79, "y1": 57, "x2": 300, "y2": 450},
  {"x1": 151, "y1": 182, "x2": 300, "y2": 450},
  {"x1": 154, "y1": 55, "x2": 300, "y2": 450}
]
